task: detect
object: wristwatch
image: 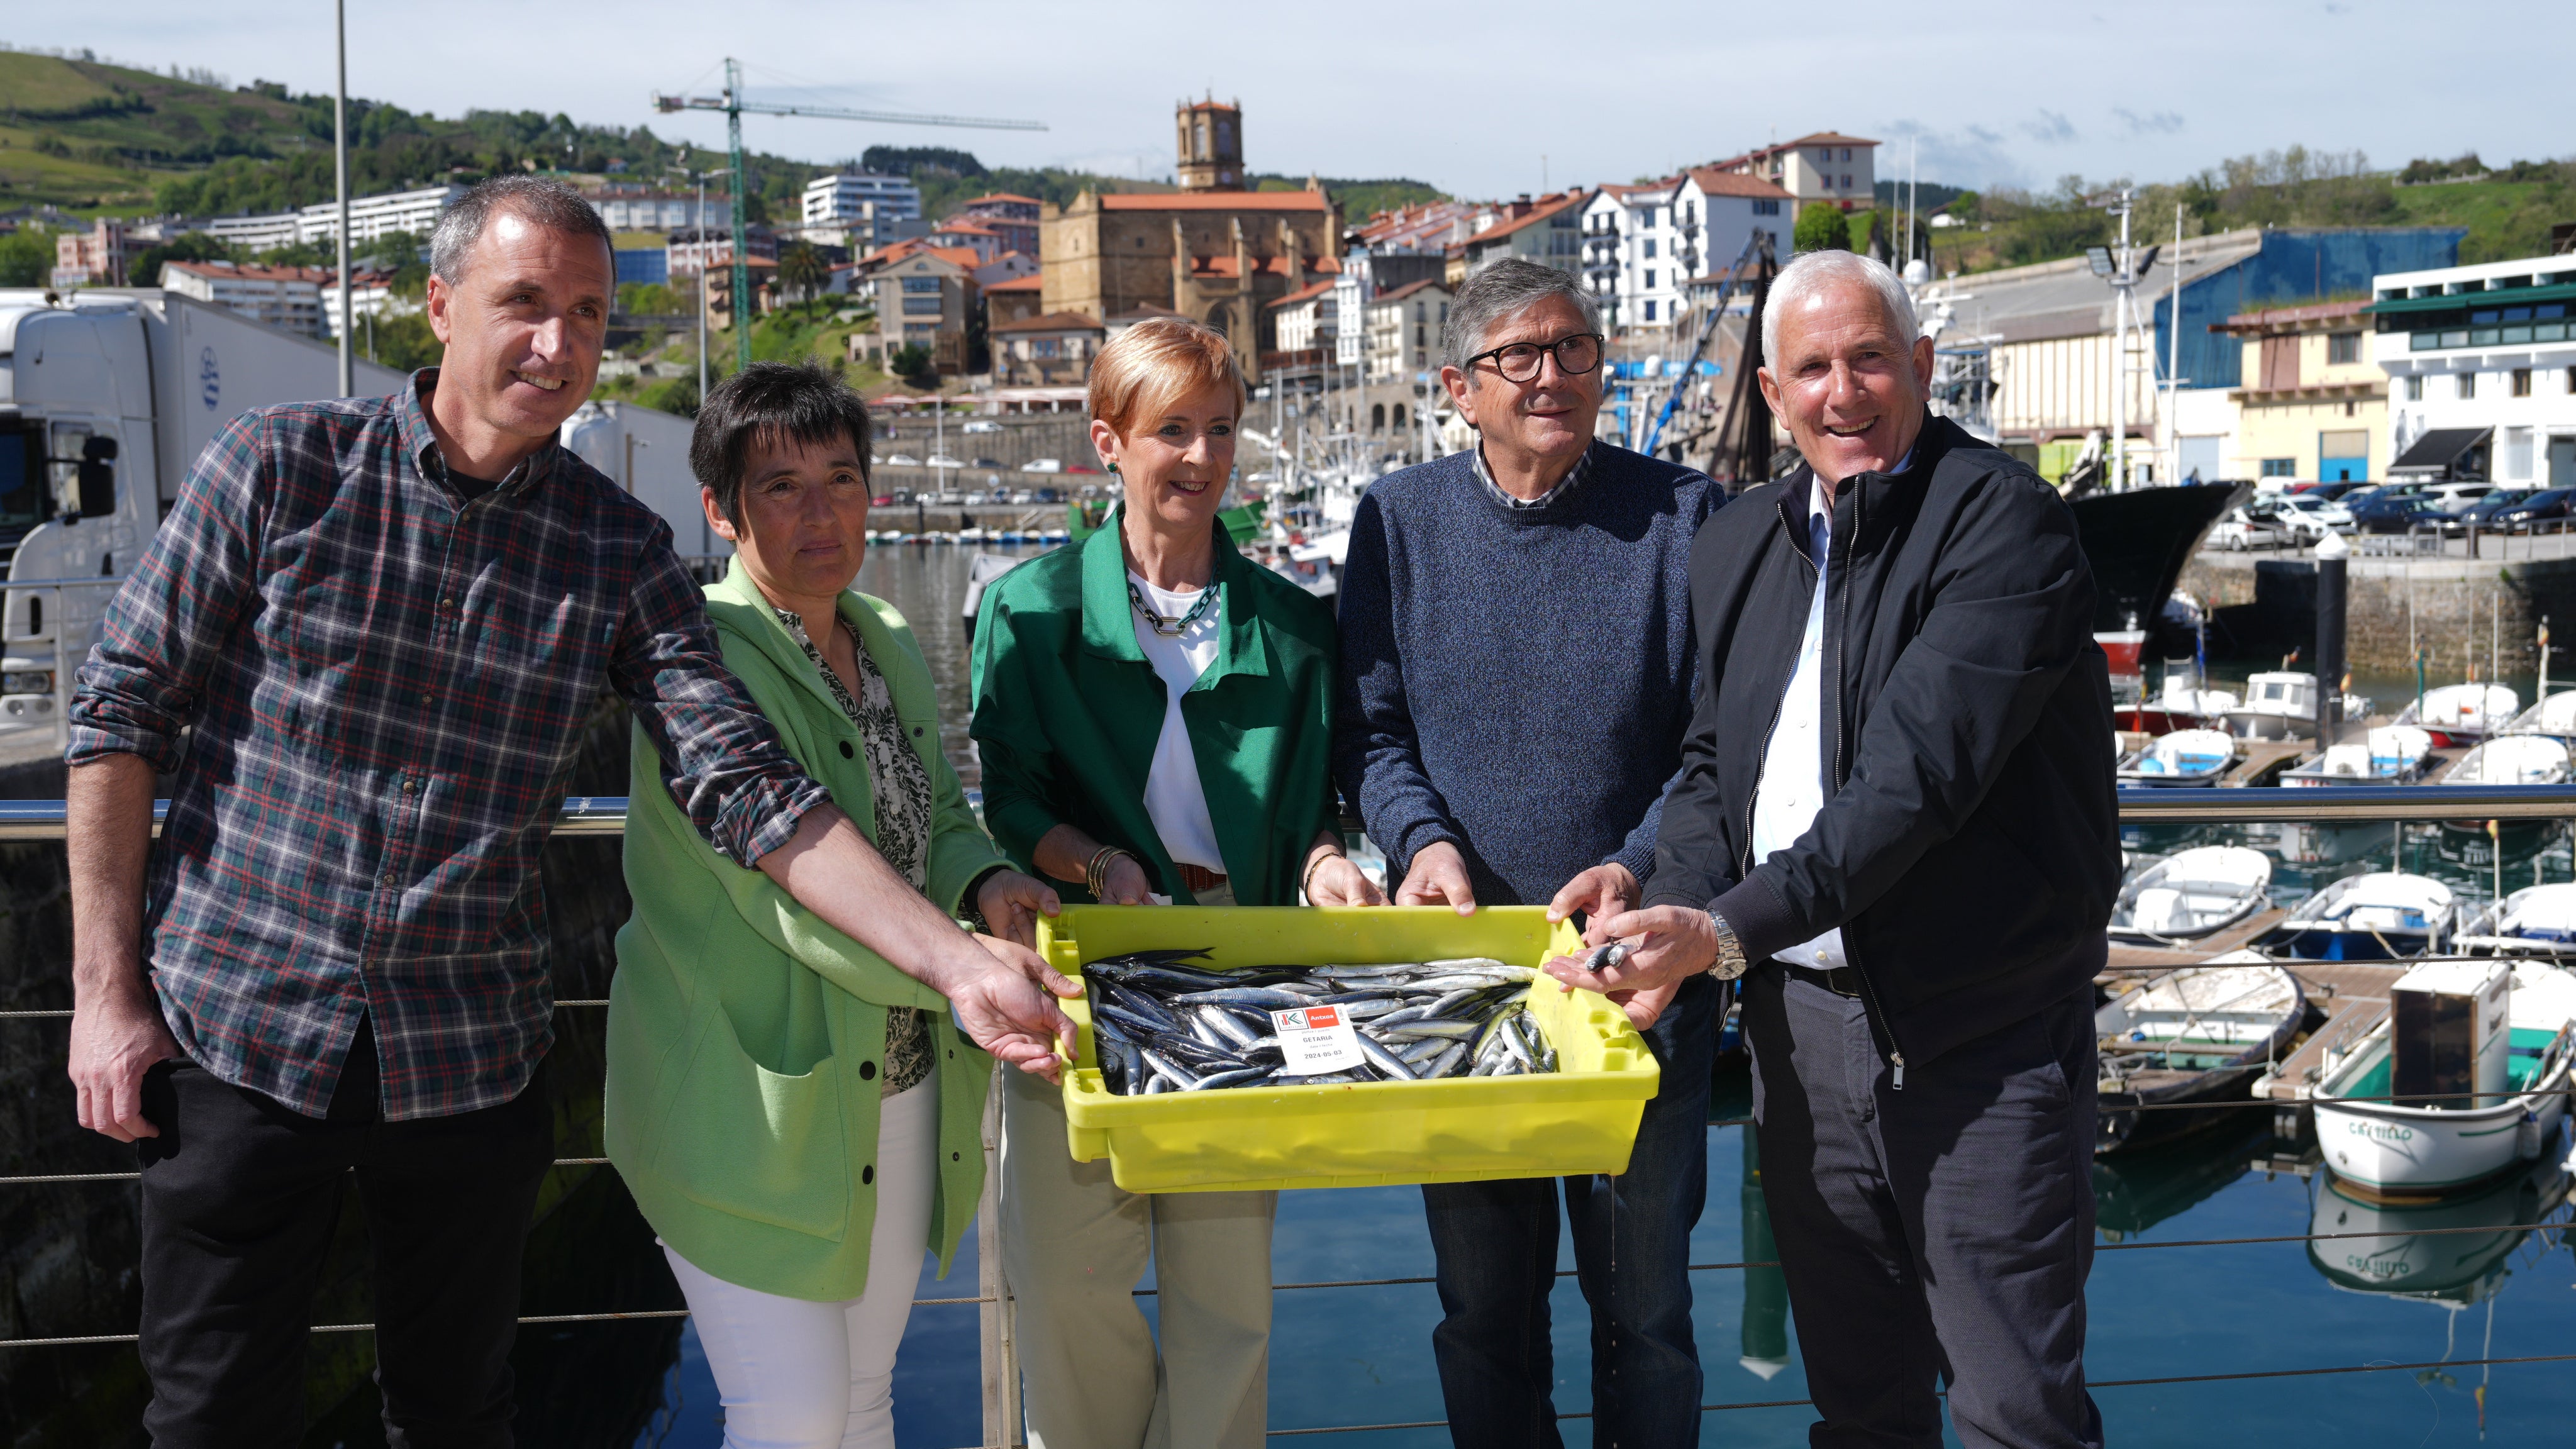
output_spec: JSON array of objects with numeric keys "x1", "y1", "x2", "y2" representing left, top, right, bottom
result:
[{"x1": 1705, "y1": 909, "x2": 1749, "y2": 980}]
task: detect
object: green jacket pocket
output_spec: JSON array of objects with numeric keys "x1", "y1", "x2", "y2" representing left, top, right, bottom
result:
[{"x1": 658, "y1": 1005, "x2": 850, "y2": 1243}]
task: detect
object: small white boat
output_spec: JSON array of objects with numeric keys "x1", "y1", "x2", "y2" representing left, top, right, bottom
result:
[
  {"x1": 2441, "y1": 733, "x2": 2570, "y2": 787},
  {"x1": 2107, "y1": 847, "x2": 2273, "y2": 941},
  {"x1": 2115, "y1": 728, "x2": 2236, "y2": 787},
  {"x1": 2224, "y1": 671, "x2": 2320, "y2": 740},
  {"x1": 959, "y1": 551, "x2": 1028, "y2": 626},
  {"x1": 2394, "y1": 682, "x2": 2519, "y2": 746},
  {"x1": 2279, "y1": 726, "x2": 2436, "y2": 786},
  {"x1": 2094, "y1": 952, "x2": 2306, "y2": 1153},
  {"x1": 2458, "y1": 881, "x2": 2576, "y2": 950},
  {"x1": 2312, "y1": 960, "x2": 2575, "y2": 1194},
  {"x1": 2250, "y1": 872, "x2": 2467, "y2": 960},
  {"x1": 2499, "y1": 687, "x2": 2576, "y2": 741}
]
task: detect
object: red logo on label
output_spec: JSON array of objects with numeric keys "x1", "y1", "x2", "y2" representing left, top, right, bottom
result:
[{"x1": 1306, "y1": 1006, "x2": 1341, "y2": 1029}]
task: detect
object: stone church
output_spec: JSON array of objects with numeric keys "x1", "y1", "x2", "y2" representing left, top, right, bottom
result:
[{"x1": 1040, "y1": 98, "x2": 1343, "y2": 378}]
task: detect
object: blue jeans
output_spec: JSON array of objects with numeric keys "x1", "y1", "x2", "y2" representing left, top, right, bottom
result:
[{"x1": 1421, "y1": 974, "x2": 1718, "y2": 1448}]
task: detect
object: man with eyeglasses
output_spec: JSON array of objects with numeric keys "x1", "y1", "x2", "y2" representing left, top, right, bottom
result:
[{"x1": 1333, "y1": 255, "x2": 1721, "y2": 1445}]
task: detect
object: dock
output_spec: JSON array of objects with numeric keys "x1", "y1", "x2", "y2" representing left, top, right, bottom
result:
[{"x1": 2100, "y1": 948, "x2": 2403, "y2": 1102}]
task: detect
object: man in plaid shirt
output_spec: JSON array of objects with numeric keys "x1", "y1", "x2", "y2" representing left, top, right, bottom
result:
[{"x1": 64, "y1": 177, "x2": 1075, "y2": 1445}]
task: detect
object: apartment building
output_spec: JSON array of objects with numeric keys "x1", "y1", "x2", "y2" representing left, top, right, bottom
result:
[
  {"x1": 2211, "y1": 300, "x2": 2385, "y2": 482},
  {"x1": 804, "y1": 172, "x2": 923, "y2": 228},
  {"x1": 2374, "y1": 252, "x2": 2576, "y2": 489},
  {"x1": 586, "y1": 187, "x2": 718, "y2": 231},
  {"x1": 1702, "y1": 132, "x2": 1877, "y2": 219},
  {"x1": 1365, "y1": 279, "x2": 1450, "y2": 383},
  {"x1": 992, "y1": 311, "x2": 1106, "y2": 387},
  {"x1": 295, "y1": 185, "x2": 464, "y2": 247},
  {"x1": 52, "y1": 218, "x2": 137, "y2": 287},
  {"x1": 1448, "y1": 191, "x2": 1591, "y2": 280},
  {"x1": 159, "y1": 260, "x2": 330, "y2": 337},
  {"x1": 950, "y1": 193, "x2": 1041, "y2": 257},
  {"x1": 667, "y1": 224, "x2": 779, "y2": 279}
]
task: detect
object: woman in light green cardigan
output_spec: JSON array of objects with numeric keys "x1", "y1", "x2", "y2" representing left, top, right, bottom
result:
[{"x1": 607, "y1": 362, "x2": 1065, "y2": 1449}]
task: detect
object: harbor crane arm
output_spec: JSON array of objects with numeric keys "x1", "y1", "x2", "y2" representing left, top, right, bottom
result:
[{"x1": 650, "y1": 58, "x2": 1048, "y2": 370}]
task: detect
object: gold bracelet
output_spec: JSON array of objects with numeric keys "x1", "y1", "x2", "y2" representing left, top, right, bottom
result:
[
  {"x1": 1301, "y1": 849, "x2": 1340, "y2": 901},
  {"x1": 1086, "y1": 846, "x2": 1132, "y2": 901}
]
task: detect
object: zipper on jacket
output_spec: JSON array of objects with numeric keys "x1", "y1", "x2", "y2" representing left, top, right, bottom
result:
[
  {"x1": 1739, "y1": 508, "x2": 1818, "y2": 881},
  {"x1": 1824, "y1": 477, "x2": 1909, "y2": 1091}
]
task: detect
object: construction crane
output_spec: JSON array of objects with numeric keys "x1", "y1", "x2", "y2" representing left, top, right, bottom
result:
[{"x1": 652, "y1": 58, "x2": 1047, "y2": 370}]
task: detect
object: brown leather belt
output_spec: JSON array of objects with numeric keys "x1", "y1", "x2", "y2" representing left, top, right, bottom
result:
[{"x1": 1177, "y1": 863, "x2": 1228, "y2": 894}]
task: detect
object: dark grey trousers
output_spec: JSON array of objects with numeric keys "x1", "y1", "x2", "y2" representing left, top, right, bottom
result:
[{"x1": 1742, "y1": 969, "x2": 2104, "y2": 1449}]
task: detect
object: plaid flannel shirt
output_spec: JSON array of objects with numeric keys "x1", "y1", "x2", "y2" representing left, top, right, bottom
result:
[{"x1": 69, "y1": 370, "x2": 831, "y2": 1121}]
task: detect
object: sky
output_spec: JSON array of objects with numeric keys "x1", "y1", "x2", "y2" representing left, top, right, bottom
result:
[{"x1": 11, "y1": 0, "x2": 2563, "y2": 202}]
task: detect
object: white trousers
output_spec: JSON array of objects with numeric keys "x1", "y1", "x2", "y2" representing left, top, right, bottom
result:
[{"x1": 663, "y1": 1074, "x2": 939, "y2": 1449}]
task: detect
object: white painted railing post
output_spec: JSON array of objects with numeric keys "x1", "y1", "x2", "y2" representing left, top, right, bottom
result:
[{"x1": 977, "y1": 1063, "x2": 1024, "y2": 1447}]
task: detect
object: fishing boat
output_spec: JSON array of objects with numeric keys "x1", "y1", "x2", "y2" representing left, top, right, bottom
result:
[
  {"x1": 2278, "y1": 726, "x2": 2437, "y2": 786},
  {"x1": 2499, "y1": 688, "x2": 2576, "y2": 741},
  {"x1": 2460, "y1": 882, "x2": 2576, "y2": 948},
  {"x1": 2094, "y1": 953, "x2": 2307, "y2": 1153},
  {"x1": 2394, "y1": 682, "x2": 2519, "y2": 747},
  {"x1": 2248, "y1": 872, "x2": 2467, "y2": 960},
  {"x1": 2067, "y1": 481, "x2": 2246, "y2": 683},
  {"x1": 2436, "y1": 735, "x2": 2571, "y2": 838},
  {"x1": 2107, "y1": 847, "x2": 2273, "y2": 941},
  {"x1": 2310, "y1": 959, "x2": 2576, "y2": 1194},
  {"x1": 2114, "y1": 729, "x2": 2236, "y2": 787}
]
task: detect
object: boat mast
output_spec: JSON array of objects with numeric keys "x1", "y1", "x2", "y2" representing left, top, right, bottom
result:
[{"x1": 2111, "y1": 192, "x2": 2129, "y2": 494}]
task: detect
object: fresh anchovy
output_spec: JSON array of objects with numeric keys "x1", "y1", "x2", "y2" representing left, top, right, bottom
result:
[
  {"x1": 1144, "y1": 1074, "x2": 1174, "y2": 1094},
  {"x1": 1421, "y1": 1041, "x2": 1470, "y2": 1078},
  {"x1": 1096, "y1": 981, "x2": 1180, "y2": 1029},
  {"x1": 1379, "y1": 1018, "x2": 1482, "y2": 1041},
  {"x1": 1170, "y1": 986, "x2": 1315, "y2": 1010},
  {"x1": 1424, "y1": 957, "x2": 1514, "y2": 972},
  {"x1": 1189, "y1": 1067, "x2": 1273, "y2": 1091},
  {"x1": 1336, "y1": 997, "x2": 1411, "y2": 1021},
  {"x1": 1354, "y1": 1034, "x2": 1420, "y2": 1080},
  {"x1": 1140, "y1": 1046, "x2": 1202, "y2": 1090},
  {"x1": 1148, "y1": 1033, "x2": 1246, "y2": 1072},
  {"x1": 1395, "y1": 1037, "x2": 1448, "y2": 1065},
  {"x1": 1187, "y1": 1011, "x2": 1233, "y2": 1052},
  {"x1": 1370, "y1": 1003, "x2": 1435, "y2": 1029},
  {"x1": 1096, "y1": 1002, "x2": 1174, "y2": 1041},
  {"x1": 1199, "y1": 1006, "x2": 1260, "y2": 1049},
  {"x1": 1272, "y1": 980, "x2": 1332, "y2": 996}
]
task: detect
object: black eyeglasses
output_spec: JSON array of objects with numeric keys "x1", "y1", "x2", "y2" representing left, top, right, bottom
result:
[{"x1": 1467, "y1": 331, "x2": 1605, "y2": 383}]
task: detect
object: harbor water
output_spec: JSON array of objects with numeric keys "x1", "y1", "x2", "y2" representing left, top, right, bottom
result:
[{"x1": 633, "y1": 545, "x2": 2576, "y2": 1447}]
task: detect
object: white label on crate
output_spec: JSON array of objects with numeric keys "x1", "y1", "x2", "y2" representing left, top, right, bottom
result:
[{"x1": 1269, "y1": 1005, "x2": 1364, "y2": 1074}]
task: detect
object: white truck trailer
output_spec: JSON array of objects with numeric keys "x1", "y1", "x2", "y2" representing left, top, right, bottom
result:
[{"x1": 0, "y1": 288, "x2": 714, "y2": 748}]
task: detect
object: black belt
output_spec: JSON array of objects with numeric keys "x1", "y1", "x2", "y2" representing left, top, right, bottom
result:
[{"x1": 1780, "y1": 962, "x2": 1866, "y2": 999}]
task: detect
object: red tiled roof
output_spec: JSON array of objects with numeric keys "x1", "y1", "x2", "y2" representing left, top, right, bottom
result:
[
  {"x1": 933, "y1": 220, "x2": 1002, "y2": 236},
  {"x1": 2214, "y1": 299, "x2": 2371, "y2": 333},
  {"x1": 1684, "y1": 168, "x2": 1795, "y2": 201},
  {"x1": 164, "y1": 260, "x2": 331, "y2": 282},
  {"x1": 1790, "y1": 131, "x2": 1879, "y2": 148},
  {"x1": 992, "y1": 310, "x2": 1105, "y2": 334},
  {"x1": 984, "y1": 273, "x2": 1044, "y2": 292},
  {"x1": 1453, "y1": 191, "x2": 1591, "y2": 250},
  {"x1": 962, "y1": 192, "x2": 1042, "y2": 207},
  {"x1": 1374, "y1": 278, "x2": 1445, "y2": 304},
  {"x1": 1099, "y1": 191, "x2": 1330, "y2": 213},
  {"x1": 1268, "y1": 277, "x2": 1337, "y2": 308}
]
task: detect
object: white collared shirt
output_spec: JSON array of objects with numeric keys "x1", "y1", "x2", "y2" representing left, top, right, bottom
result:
[{"x1": 1749, "y1": 476, "x2": 1848, "y2": 970}]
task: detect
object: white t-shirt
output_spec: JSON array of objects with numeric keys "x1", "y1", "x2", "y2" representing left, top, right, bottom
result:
[{"x1": 1128, "y1": 572, "x2": 1226, "y2": 872}]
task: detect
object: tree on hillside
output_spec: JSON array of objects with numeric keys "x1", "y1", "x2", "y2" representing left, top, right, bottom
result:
[
  {"x1": 1794, "y1": 204, "x2": 1852, "y2": 254},
  {"x1": 0, "y1": 229, "x2": 54, "y2": 288},
  {"x1": 779, "y1": 242, "x2": 828, "y2": 304}
]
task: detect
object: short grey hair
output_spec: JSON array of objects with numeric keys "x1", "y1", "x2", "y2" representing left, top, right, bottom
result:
[
  {"x1": 1761, "y1": 250, "x2": 1918, "y2": 361},
  {"x1": 430, "y1": 175, "x2": 616, "y2": 286},
  {"x1": 1441, "y1": 257, "x2": 1604, "y2": 373}
]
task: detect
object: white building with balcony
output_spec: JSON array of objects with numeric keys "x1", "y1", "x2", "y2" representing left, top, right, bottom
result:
[
  {"x1": 295, "y1": 185, "x2": 465, "y2": 247},
  {"x1": 2373, "y1": 253, "x2": 2576, "y2": 489},
  {"x1": 803, "y1": 172, "x2": 922, "y2": 228},
  {"x1": 1579, "y1": 172, "x2": 1789, "y2": 332}
]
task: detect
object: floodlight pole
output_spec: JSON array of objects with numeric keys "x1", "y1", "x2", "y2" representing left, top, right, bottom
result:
[
  {"x1": 333, "y1": 0, "x2": 351, "y2": 397},
  {"x1": 2107, "y1": 189, "x2": 2133, "y2": 494}
]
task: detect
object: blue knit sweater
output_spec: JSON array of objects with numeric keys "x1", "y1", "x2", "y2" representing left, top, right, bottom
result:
[{"x1": 1333, "y1": 443, "x2": 1718, "y2": 906}]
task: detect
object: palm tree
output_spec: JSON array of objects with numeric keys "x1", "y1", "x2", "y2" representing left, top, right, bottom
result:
[{"x1": 779, "y1": 242, "x2": 828, "y2": 306}]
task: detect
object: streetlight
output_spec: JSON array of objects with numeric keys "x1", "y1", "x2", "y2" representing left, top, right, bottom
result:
[{"x1": 669, "y1": 162, "x2": 732, "y2": 408}]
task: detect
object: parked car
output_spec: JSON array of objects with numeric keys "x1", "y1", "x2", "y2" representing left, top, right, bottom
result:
[
  {"x1": 970, "y1": 457, "x2": 1004, "y2": 469},
  {"x1": 2356, "y1": 497, "x2": 2455, "y2": 535},
  {"x1": 932, "y1": 490, "x2": 965, "y2": 506},
  {"x1": 2468, "y1": 486, "x2": 2576, "y2": 531},
  {"x1": 2413, "y1": 481, "x2": 2496, "y2": 514},
  {"x1": 961, "y1": 420, "x2": 1002, "y2": 435},
  {"x1": 872, "y1": 494, "x2": 895, "y2": 506},
  {"x1": 2209, "y1": 506, "x2": 2294, "y2": 551},
  {"x1": 2307, "y1": 479, "x2": 2373, "y2": 502},
  {"x1": 1010, "y1": 489, "x2": 1038, "y2": 505},
  {"x1": 886, "y1": 453, "x2": 923, "y2": 467},
  {"x1": 928, "y1": 455, "x2": 963, "y2": 469},
  {"x1": 962, "y1": 490, "x2": 989, "y2": 506},
  {"x1": 1020, "y1": 457, "x2": 1064, "y2": 474},
  {"x1": 2272, "y1": 492, "x2": 2353, "y2": 538}
]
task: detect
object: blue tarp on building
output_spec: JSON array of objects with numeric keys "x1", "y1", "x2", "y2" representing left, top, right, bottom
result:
[{"x1": 2150, "y1": 227, "x2": 2464, "y2": 389}]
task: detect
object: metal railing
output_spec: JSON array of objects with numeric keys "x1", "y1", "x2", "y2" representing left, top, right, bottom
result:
[{"x1": 3, "y1": 786, "x2": 2574, "y2": 1445}]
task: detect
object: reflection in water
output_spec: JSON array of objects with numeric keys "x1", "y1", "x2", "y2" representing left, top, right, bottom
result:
[
  {"x1": 1738, "y1": 1128, "x2": 1792, "y2": 1382},
  {"x1": 852, "y1": 543, "x2": 1058, "y2": 789},
  {"x1": 2119, "y1": 818, "x2": 2572, "y2": 919},
  {"x1": 2092, "y1": 1112, "x2": 2275, "y2": 1240}
]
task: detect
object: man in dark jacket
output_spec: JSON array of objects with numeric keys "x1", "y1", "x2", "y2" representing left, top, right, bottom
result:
[{"x1": 1550, "y1": 250, "x2": 2118, "y2": 1448}]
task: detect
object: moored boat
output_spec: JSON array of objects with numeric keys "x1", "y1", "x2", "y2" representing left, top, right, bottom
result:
[
  {"x1": 2095, "y1": 953, "x2": 2307, "y2": 1154},
  {"x1": 2278, "y1": 726, "x2": 2436, "y2": 786},
  {"x1": 2107, "y1": 847, "x2": 2273, "y2": 941},
  {"x1": 2115, "y1": 728, "x2": 2236, "y2": 787},
  {"x1": 2436, "y1": 735, "x2": 2571, "y2": 835},
  {"x1": 2394, "y1": 682, "x2": 2519, "y2": 747},
  {"x1": 2309, "y1": 959, "x2": 2575, "y2": 1194},
  {"x1": 2248, "y1": 872, "x2": 2467, "y2": 960},
  {"x1": 2460, "y1": 881, "x2": 2576, "y2": 949},
  {"x1": 2499, "y1": 687, "x2": 2576, "y2": 741}
]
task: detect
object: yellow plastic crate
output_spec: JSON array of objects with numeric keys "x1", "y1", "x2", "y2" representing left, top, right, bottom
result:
[{"x1": 1044, "y1": 904, "x2": 1661, "y2": 1193}]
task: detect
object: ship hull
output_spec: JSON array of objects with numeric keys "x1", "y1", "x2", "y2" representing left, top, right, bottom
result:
[{"x1": 2068, "y1": 482, "x2": 2250, "y2": 673}]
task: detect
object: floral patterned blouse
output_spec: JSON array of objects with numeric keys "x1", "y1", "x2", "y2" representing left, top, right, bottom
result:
[{"x1": 777, "y1": 605, "x2": 936, "y2": 1097}]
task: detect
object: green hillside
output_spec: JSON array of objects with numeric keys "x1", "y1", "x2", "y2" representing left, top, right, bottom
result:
[{"x1": 1924, "y1": 147, "x2": 2575, "y2": 276}]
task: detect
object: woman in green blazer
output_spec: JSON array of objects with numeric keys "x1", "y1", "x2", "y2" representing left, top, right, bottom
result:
[
  {"x1": 969, "y1": 318, "x2": 1384, "y2": 1449},
  {"x1": 608, "y1": 362, "x2": 1065, "y2": 1449}
]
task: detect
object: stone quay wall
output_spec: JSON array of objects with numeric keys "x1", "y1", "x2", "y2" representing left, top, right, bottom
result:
[{"x1": 2180, "y1": 550, "x2": 2576, "y2": 678}]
